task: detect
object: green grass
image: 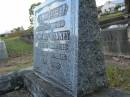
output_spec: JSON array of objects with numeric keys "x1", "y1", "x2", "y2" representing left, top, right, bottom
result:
[
  {"x1": 0, "y1": 36, "x2": 33, "y2": 74},
  {"x1": 106, "y1": 64, "x2": 130, "y2": 92},
  {"x1": 4, "y1": 37, "x2": 33, "y2": 57},
  {"x1": 99, "y1": 12, "x2": 124, "y2": 22}
]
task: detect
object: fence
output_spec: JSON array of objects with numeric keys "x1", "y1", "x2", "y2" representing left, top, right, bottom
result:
[{"x1": 101, "y1": 26, "x2": 130, "y2": 56}]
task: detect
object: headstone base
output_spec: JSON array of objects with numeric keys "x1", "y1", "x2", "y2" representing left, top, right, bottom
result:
[
  {"x1": 23, "y1": 71, "x2": 72, "y2": 97},
  {"x1": 23, "y1": 71, "x2": 130, "y2": 97},
  {"x1": 0, "y1": 70, "x2": 130, "y2": 97}
]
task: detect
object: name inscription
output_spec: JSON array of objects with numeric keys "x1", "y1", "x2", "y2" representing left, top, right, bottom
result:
[{"x1": 38, "y1": 3, "x2": 68, "y2": 21}]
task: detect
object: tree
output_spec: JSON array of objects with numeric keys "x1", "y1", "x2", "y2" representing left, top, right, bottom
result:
[
  {"x1": 29, "y1": 2, "x2": 41, "y2": 25},
  {"x1": 125, "y1": 0, "x2": 130, "y2": 14},
  {"x1": 114, "y1": 5, "x2": 121, "y2": 11}
]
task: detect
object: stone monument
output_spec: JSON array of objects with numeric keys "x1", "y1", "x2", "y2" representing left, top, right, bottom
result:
[
  {"x1": 0, "y1": 0, "x2": 130, "y2": 97},
  {"x1": 0, "y1": 40, "x2": 8, "y2": 60},
  {"x1": 25, "y1": 0, "x2": 107, "y2": 97}
]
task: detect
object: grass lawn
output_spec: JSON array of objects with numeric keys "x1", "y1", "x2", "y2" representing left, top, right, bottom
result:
[
  {"x1": 4, "y1": 37, "x2": 33, "y2": 57},
  {"x1": 99, "y1": 12, "x2": 125, "y2": 22},
  {"x1": 106, "y1": 64, "x2": 130, "y2": 92},
  {"x1": 0, "y1": 37, "x2": 33, "y2": 74}
]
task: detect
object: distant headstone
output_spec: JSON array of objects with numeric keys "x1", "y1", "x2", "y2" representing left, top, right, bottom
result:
[
  {"x1": 0, "y1": 40, "x2": 8, "y2": 60},
  {"x1": 32, "y1": 0, "x2": 107, "y2": 97}
]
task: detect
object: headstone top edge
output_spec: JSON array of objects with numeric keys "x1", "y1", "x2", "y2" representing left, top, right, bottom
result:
[{"x1": 34, "y1": 0, "x2": 61, "y2": 14}]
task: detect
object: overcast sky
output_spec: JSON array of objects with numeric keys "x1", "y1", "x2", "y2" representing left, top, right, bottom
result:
[{"x1": 0, "y1": 0, "x2": 111, "y2": 34}]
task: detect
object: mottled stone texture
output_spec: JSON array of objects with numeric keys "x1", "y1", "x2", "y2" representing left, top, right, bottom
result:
[
  {"x1": 77, "y1": 0, "x2": 107, "y2": 96},
  {"x1": 1, "y1": 89, "x2": 32, "y2": 97},
  {"x1": 23, "y1": 71, "x2": 48, "y2": 97},
  {"x1": 0, "y1": 72, "x2": 23, "y2": 95},
  {"x1": 0, "y1": 40, "x2": 8, "y2": 59}
]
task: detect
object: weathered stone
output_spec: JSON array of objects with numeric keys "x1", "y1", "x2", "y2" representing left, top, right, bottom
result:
[
  {"x1": 33, "y1": 0, "x2": 107, "y2": 97},
  {"x1": 0, "y1": 40, "x2": 8, "y2": 60},
  {"x1": 1, "y1": 89, "x2": 32, "y2": 97},
  {"x1": 0, "y1": 70, "x2": 129, "y2": 97},
  {"x1": 23, "y1": 71, "x2": 130, "y2": 97},
  {"x1": 23, "y1": 71, "x2": 48, "y2": 97},
  {"x1": 0, "y1": 72, "x2": 23, "y2": 95},
  {"x1": 0, "y1": 0, "x2": 129, "y2": 96}
]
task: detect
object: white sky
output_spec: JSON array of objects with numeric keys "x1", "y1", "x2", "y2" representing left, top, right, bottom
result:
[
  {"x1": 0, "y1": 0, "x2": 108, "y2": 34},
  {"x1": 96, "y1": 0, "x2": 110, "y2": 6}
]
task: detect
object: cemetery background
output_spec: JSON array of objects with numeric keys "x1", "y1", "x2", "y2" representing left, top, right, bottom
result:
[
  {"x1": 0, "y1": 36, "x2": 33, "y2": 74},
  {"x1": 0, "y1": 40, "x2": 8, "y2": 60},
  {"x1": 0, "y1": 0, "x2": 130, "y2": 97}
]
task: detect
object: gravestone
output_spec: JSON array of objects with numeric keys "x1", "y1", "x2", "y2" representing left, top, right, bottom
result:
[
  {"x1": 31, "y1": 0, "x2": 107, "y2": 97},
  {"x1": 0, "y1": 40, "x2": 8, "y2": 60},
  {"x1": 1, "y1": 0, "x2": 130, "y2": 97}
]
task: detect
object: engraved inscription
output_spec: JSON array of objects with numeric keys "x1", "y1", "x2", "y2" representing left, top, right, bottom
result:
[
  {"x1": 42, "y1": 52, "x2": 67, "y2": 70},
  {"x1": 50, "y1": 43, "x2": 68, "y2": 50},
  {"x1": 51, "y1": 53, "x2": 67, "y2": 60},
  {"x1": 42, "y1": 43, "x2": 68, "y2": 50},
  {"x1": 34, "y1": 0, "x2": 75, "y2": 91},
  {"x1": 43, "y1": 3, "x2": 68, "y2": 20},
  {"x1": 36, "y1": 20, "x2": 65, "y2": 31},
  {"x1": 50, "y1": 30, "x2": 70, "y2": 41},
  {"x1": 36, "y1": 30, "x2": 70, "y2": 41},
  {"x1": 37, "y1": 3, "x2": 68, "y2": 22}
]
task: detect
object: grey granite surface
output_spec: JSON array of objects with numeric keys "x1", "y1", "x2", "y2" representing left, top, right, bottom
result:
[
  {"x1": 1, "y1": 88, "x2": 130, "y2": 97},
  {"x1": 0, "y1": 72, "x2": 23, "y2": 95},
  {"x1": 1, "y1": 89, "x2": 130, "y2": 97},
  {"x1": 78, "y1": 0, "x2": 107, "y2": 95},
  {"x1": 1, "y1": 89, "x2": 32, "y2": 97}
]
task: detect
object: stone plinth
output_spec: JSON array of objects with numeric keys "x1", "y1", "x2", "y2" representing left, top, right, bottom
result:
[
  {"x1": 0, "y1": 72, "x2": 23, "y2": 95},
  {"x1": 23, "y1": 71, "x2": 130, "y2": 97},
  {"x1": 0, "y1": 70, "x2": 130, "y2": 97}
]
